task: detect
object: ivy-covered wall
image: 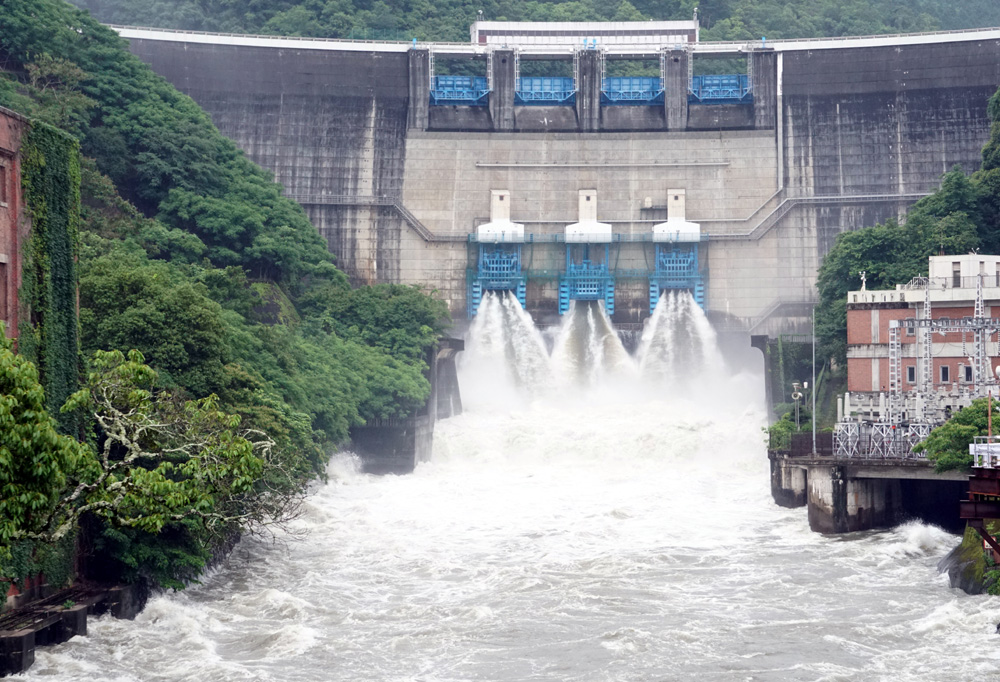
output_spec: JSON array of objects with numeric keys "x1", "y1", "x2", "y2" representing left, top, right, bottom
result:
[
  {"x1": 18, "y1": 120, "x2": 80, "y2": 432},
  {"x1": 0, "y1": 106, "x2": 29, "y2": 341}
]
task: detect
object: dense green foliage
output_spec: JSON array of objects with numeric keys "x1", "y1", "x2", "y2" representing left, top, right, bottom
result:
[
  {"x1": 0, "y1": 0, "x2": 448, "y2": 433},
  {"x1": 913, "y1": 398, "x2": 1000, "y2": 472},
  {"x1": 67, "y1": 0, "x2": 1000, "y2": 42},
  {"x1": 0, "y1": 0, "x2": 449, "y2": 588},
  {"x1": 0, "y1": 340, "x2": 302, "y2": 590},
  {"x1": 18, "y1": 121, "x2": 81, "y2": 433},
  {"x1": 3, "y1": 0, "x2": 339, "y2": 288},
  {"x1": 0, "y1": 329, "x2": 86, "y2": 558}
]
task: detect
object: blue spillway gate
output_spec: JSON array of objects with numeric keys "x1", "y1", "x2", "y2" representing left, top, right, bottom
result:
[
  {"x1": 602, "y1": 77, "x2": 664, "y2": 105},
  {"x1": 433, "y1": 74, "x2": 749, "y2": 108},
  {"x1": 648, "y1": 244, "x2": 704, "y2": 315},
  {"x1": 689, "y1": 75, "x2": 752, "y2": 104},
  {"x1": 431, "y1": 75, "x2": 490, "y2": 106},
  {"x1": 515, "y1": 77, "x2": 576, "y2": 105},
  {"x1": 468, "y1": 245, "x2": 527, "y2": 317},
  {"x1": 559, "y1": 245, "x2": 615, "y2": 315}
]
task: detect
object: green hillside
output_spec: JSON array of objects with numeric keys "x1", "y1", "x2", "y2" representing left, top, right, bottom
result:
[
  {"x1": 69, "y1": 0, "x2": 1000, "y2": 43},
  {"x1": 1, "y1": 0, "x2": 448, "y2": 588}
]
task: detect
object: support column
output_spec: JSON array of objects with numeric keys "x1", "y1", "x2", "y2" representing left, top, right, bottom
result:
[
  {"x1": 407, "y1": 48, "x2": 430, "y2": 131},
  {"x1": 574, "y1": 50, "x2": 602, "y2": 132},
  {"x1": 770, "y1": 456, "x2": 807, "y2": 508},
  {"x1": 663, "y1": 48, "x2": 689, "y2": 131},
  {"x1": 489, "y1": 49, "x2": 516, "y2": 131},
  {"x1": 807, "y1": 466, "x2": 902, "y2": 533},
  {"x1": 750, "y1": 49, "x2": 777, "y2": 130},
  {"x1": 751, "y1": 335, "x2": 773, "y2": 418}
]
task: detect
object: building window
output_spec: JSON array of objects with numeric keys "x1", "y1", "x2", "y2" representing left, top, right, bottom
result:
[
  {"x1": 965, "y1": 365, "x2": 974, "y2": 382},
  {"x1": 905, "y1": 318, "x2": 915, "y2": 336},
  {"x1": 953, "y1": 262, "x2": 961, "y2": 288},
  {"x1": 0, "y1": 164, "x2": 6, "y2": 206},
  {"x1": 941, "y1": 365, "x2": 951, "y2": 383},
  {"x1": 907, "y1": 366, "x2": 916, "y2": 383}
]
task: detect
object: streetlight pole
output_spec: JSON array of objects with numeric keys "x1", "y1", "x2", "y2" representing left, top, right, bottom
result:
[
  {"x1": 792, "y1": 381, "x2": 802, "y2": 430},
  {"x1": 812, "y1": 307, "x2": 817, "y2": 454}
]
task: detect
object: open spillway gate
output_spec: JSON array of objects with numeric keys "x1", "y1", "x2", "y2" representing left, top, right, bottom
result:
[{"x1": 468, "y1": 188, "x2": 705, "y2": 319}]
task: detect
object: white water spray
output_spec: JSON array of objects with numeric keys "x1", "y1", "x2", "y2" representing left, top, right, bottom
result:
[
  {"x1": 467, "y1": 289, "x2": 726, "y2": 394},
  {"x1": 550, "y1": 301, "x2": 635, "y2": 386},
  {"x1": 462, "y1": 292, "x2": 553, "y2": 407},
  {"x1": 637, "y1": 290, "x2": 725, "y2": 389}
]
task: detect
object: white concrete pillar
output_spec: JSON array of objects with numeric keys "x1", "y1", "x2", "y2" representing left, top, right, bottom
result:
[
  {"x1": 579, "y1": 189, "x2": 598, "y2": 221},
  {"x1": 490, "y1": 189, "x2": 511, "y2": 222},
  {"x1": 667, "y1": 188, "x2": 686, "y2": 221}
]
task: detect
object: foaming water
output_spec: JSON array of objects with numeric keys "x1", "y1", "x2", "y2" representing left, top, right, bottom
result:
[
  {"x1": 462, "y1": 292, "x2": 553, "y2": 407},
  {"x1": 638, "y1": 291, "x2": 725, "y2": 389},
  {"x1": 551, "y1": 300, "x2": 635, "y2": 385},
  {"x1": 24, "y1": 296, "x2": 1000, "y2": 682}
]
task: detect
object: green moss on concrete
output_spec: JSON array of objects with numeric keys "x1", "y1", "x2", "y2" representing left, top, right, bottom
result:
[
  {"x1": 249, "y1": 281, "x2": 300, "y2": 326},
  {"x1": 940, "y1": 524, "x2": 1000, "y2": 594}
]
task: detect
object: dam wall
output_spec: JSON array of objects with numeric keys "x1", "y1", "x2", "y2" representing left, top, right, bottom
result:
[{"x1": 123, "y1": 28, "x2": 1000, "y2": 335}]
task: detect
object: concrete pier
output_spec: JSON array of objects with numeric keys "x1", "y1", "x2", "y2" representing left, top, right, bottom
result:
[{"x1": 770, "y1": 454, "x2": 968, "y2": 533}]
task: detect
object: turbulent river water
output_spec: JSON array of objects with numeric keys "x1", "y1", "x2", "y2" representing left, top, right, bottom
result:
[{"x1": 24, "y1": 292, "x2": 1000, "y2": 681}]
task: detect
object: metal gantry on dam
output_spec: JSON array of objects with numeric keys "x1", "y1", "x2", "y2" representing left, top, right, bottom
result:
[
  {"x1": 429, "y1": 55, "x2": 752, "y2": 109},
  {"x1": 468, "y1": 188, "x2": 704, "y2": 318}
]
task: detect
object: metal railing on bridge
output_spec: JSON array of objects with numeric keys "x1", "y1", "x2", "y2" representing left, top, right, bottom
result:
[
  {"x1": 769, "y1": 431, "x2": 833, "y2": 456},
  {"x1": 832, "y1": 422, "x2": 931, "y2": 460},
  {"x1": 971, "y1": 436, "x2": 1000, "y2": 468}
]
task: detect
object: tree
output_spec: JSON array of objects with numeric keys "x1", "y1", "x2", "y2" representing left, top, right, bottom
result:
[
  {"x1": 0, "y1": 329, "x2": 86, "y2": 562},
  {"x1": 2, "y1": 340, "x2": 304, "y2": 588},
  {"x1": 59, "y1": 349, "x2": 303, "y2": 587},
  {"x1": 914, "y1": 397, "x2": 1000, "y2": 472},
  {"x1": 79, "y1": 246, "x2": 230, "y2": 397},
  {"x1": 23, "y1": 54, "x2": 97, "y2": 138},
  {"x1": 300, "y1": 282, "x2": 450, "y2": 363},
  {"x1": 58, "y1": 350, "x2": 301, "y2": 540}
]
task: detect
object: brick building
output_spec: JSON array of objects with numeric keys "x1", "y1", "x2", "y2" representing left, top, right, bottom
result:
[
  {"x1": 847, "y1": 254, "x2": 1000, "y2": 399},
  {"x1": 0, "y1": 106, "x2": 29, "y2": 342}
]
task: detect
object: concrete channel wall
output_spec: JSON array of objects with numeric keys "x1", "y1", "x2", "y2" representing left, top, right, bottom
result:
[{"x1": 124, "y1": 30, "x2": 1000, "y2": 335}]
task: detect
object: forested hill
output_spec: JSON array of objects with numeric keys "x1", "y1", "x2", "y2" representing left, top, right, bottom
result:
[
  {"x1": 70, "y1": 0, "x2": 1000, "y2": 43},
  {"x1": 1, "y1": 0, "x2": 448, "y2": 587}
]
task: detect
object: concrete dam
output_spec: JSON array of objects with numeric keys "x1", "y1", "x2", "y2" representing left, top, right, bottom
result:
[{"x1": 119, "y1": 25, "x2": 1000, "y2": 336}]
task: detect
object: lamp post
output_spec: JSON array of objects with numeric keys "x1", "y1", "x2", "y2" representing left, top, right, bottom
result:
[
  {"x1": 792, "y1": 381, "x2": 803, "y2": 430},
  {"x1": 812, "y1": 307, "x2": 817, "y2": 454}
]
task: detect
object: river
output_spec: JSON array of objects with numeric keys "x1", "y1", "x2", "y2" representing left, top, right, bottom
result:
[{"x1": 22, "y1": 293, "x2": 1000, "y2": 681}]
